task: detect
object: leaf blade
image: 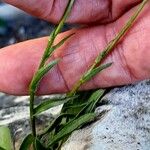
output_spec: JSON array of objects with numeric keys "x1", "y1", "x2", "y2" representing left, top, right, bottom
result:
[
  {"x1": 19, "y1": 134, "x2": 34, "y2": 150},
  {"x1": 34, "y1": 96, "x2": 77, "y2": 116},
  {"x1": 35, "y1": 138, "x2": 47, "y2": 150},
  {"x1": 30, "y1": 59, "x2": 59, "y2": 92},
  {"x1": 39, "y1": 113, "x2": 75, "y2": 138},
  {"x1": 85, "y1": 89, "x2": 105, "y2": 112},
  {"x1": 48, "y1": 33, "x2": 75, "y2": 57},
  {"x1": 47, "y1": 113, "x2": 96, "y2": 147},
  {"x1": 0, "y1": 126, "x2": 13, "y2": 150},
  {"x1": 83, "y1": 63, "x2": 112, "y2": 82}
]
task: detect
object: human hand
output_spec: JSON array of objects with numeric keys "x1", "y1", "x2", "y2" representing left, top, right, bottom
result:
[{"x1": 0, "y1": 0, "x2": 150, "y2": 95}]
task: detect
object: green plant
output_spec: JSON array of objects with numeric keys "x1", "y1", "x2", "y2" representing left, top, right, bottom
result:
[
  {"x1": 0, "y1": 126, "x2": 13, "y2": 150},
  {"x1": 0, "y1": 0, "x2": 148, "y2": 150},
  {"x1": 21, "y1": 0, "x2": 148, "y2": 149}
]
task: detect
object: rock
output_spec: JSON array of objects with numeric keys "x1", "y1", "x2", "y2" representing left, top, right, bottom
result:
[
  {"x1": 62, "y1": 80, "x2": 150, "y2": 150},
  {"x1": 1, "y1": 81, "x2": 150, "y2": 150},
  {"x1": 0, "y1": 93, "x2": 62, "y2": 149}
]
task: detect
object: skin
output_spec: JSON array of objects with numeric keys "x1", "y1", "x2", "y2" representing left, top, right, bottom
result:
[{"x1": 0, "y1": 0, "x2": 150, "y2": 95}]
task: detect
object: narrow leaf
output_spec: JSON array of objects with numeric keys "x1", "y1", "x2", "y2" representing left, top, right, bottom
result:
[
  {"x1": 0, "y1": 126, "x2": 13, "y2": 150},
  {"x1": 86, "y1": 89, "x2": 105, "y2": 112},
  {"x1": 0, "y1": 147, "x2": 6, "y2": 150},
  {"x1": 75, "y1": 90, "x2": 105, "y2": 118},
  {"x1": 35, "y1": 138, "x2": 47, "y2": 150},
  {"x1": 75, "y1": 101, "x2": 91, "y2": 118},
  {"x1": 34, "y1": 96, "x2": 77, "y2": 116},
  {"x1": 19, "y1": 134, "x2": 34, "y2": 150},
  {"x1": 83, "y1": 63, "x2": 112, "y2": 82},
  {"x1": 30, "y1": 59, "x2": 59, "y2": 92},
  {"x1": 48, "y1": 33, "x2": 75, "y2": 57},
  {"x1": 39, "y1": 113, "x2": 75, "y2": 138},
  {"x1": 62, "y1": 103, "x2": 87, "y2": 115},
  {"x1": 47, "y1": 113, "x2": 96, "y2": 147}
]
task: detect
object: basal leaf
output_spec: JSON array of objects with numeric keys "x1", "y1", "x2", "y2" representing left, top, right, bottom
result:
[
  {"x1": 0, "y1": 147, "x2": 6, "y2": 150},
  {"x1": 35, "y1": 138, "x2": 47, "y2": 150},
  {"x1": 19, "y1": 134, "x2": 34, "y2": 150},
  {"x1": 86, "y1": 89, "x2": 105, "y2": 112},
  {"x1": 75, "y1": 101, "x2": 91, "y2": 118},
  {"x1": 34, "y1": 96, "x2": 77, "y2": 116},
  {"x1": 75, "y1": 89, "x2": 105, "y2": 118},
  {"x1": 39, "y1": 113, "x2": 75, "y2": 138},
  {"x1": 47, "y1": 113, "x2": 96, "y2": 147},
  {"x1": 62, "y1": 103, "x2": 87, "y2": 115},
  {"x1": 0, "y1": 126, "x2": 13, "y2": 150}
]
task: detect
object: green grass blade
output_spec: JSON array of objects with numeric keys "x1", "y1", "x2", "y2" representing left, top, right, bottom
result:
[
  {"x1": 83, "y1": 63, "x2": 112, "y2": 83},
  {"x1": 19, "y1": 134, "x2": 34, "y2": 150},
  {"x1": 35, "y1": 138, "x2": 47, "y2": 150},
  {"x1": 39, "y1": 113, "x2": 75, "y2": 138},
  {"x1": 0, "y1": 147, "x2": 6, "y2": 150},
  {"x1": 48, "y1": 33, "x2": 75, "y2": 57},
  {"x1": 75, "y1": 102, "x2": 91, "y2": 118},
  {"x1": 34, "y1": 96, "x2": 76, "y2": 116},
  {"x1": 75, "y1": 90, "x2": 105, "y2": 118},
  {"x1": 62, "y1": 103, "x2": 87, "y2": 115},
  {"x1": 47, "y1": 113, "x2": 96, "y2": 147},
  {"x1": 30, "y1": 59, "x2": 59, "y2": 93},
  {"x1": 85, "y1": 89, "x2": 105, "y2": 112},
  {"x1": 0, "y1": 126, "x2": 13, "y2": 150}
]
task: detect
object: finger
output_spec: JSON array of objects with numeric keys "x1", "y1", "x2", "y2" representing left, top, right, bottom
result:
[
  {"x1": 0, "y1": 2, "x2": 149, "y2": 95},
  {"x1": 3, "y1": 0, "x2": 141, "y2": 24}
]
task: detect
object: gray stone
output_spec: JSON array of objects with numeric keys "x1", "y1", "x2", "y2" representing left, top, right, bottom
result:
[
  {"x1": 1, "y1": 80, "x2": 150, "y2": 150},
  {"x1": 0, "y1": 93, "x2": 62, "y2": 149},
  {"x1": 62, "y1": 80, "x2": 150, "y2": 150}
]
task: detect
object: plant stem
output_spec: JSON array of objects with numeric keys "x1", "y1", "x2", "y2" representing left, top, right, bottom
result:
[
  {"x1": 38, "y1": 0, "x2": 75, "y2": 69},
  {"x1": 29, "y1": 92, "x2": 36, "y2": 137},
  {"x1": 28, "y1": 0, "x2": 75, "y2": 147},
  {"x1": 68, "y1": 0, "x2": 148, "y2": 96}
]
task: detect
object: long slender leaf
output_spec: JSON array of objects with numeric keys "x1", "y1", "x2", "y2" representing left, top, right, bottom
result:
[
  {"x1": 19, "y1": 134, "x2": 34, "y2": 150},
  {"x1": 75, "y1": 101, "x2": 92, "y2": 118},
  {"x1": 85, "y1": 89, "x2": 105, "y2": 112},
  {"x1": 62, "y1": 103, "x2": 87, "y2": 115},
  {"x1": 83, "y1": 63, "x2": 112, "y2": 82},
  {"x1": 0, "y1": 147, "x2": 6, "y2": 150},
  {"x1": 35, "y1": 138, "x2": 47, "y2": 150},
  {"x1": 0, "y1": 126, "x2": 13, "y2": 150},
  {"x1": 75, "y1": 90, "x2": 105, "y2": 118},
  {"x1": 47, "y1": 113, "x2": 96, "y2": 147},
  {"x1": 48, "y1": 33, "x2": 75, "y2": 57},
  {"x1": 34, "y1": 97, "x2": 72, "y2": 116},
  {"x1": 30, "y1": 59, "x2": 59, "y2": 92},
  {"x1": 39, "y1": 113, "x2": 75, "y2": 138}
]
